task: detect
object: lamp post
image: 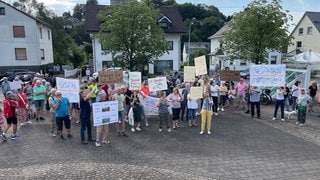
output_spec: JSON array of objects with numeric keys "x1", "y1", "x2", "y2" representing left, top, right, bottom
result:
[{"x1": 187, "y1": 18, "x2": 196, "y2": 66}]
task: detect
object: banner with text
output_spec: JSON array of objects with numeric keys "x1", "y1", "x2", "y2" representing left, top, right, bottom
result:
[
  {"x1": 220, "y1": 70, "x2": 240, "y2": 81},
  {"x1": 250, "y1": 64, "x2": 286, "y2": 87},
  {"x1": 148, "y1": 77, "x2": 167, "y2": 92},
  {"x1": 98, "y1": 71, "x2": 123, "y2": 84},
  {"x1": 183, "y1": 66, "x2": 196, "y2": 82},
  {"x1": 144, "y1": 96, "x2": 159, "y2": 115},
  {"x1": 129, "y1": 72, "x2": 141, "y2": 90},
  {"x1": 56, "y1": 77, "x2": 80, "y2": 103},
  {"x1": 92, "y1": 101, "x2": 118, "y2": 126},
  {"x1": 190, "y1": 86, "x2": 203, "y2": 99},
  {"x1": 194, "y1": 55, "x2": 207, "y2": 76}
]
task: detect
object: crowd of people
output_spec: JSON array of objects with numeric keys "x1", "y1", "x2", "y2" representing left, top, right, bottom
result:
[{"x1": 0, "y1": 71, "x2": 318, "y2": 147}]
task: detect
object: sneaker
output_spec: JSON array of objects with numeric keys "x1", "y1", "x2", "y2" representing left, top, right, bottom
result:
[
  {"x1": 40, "y1": 117, "x2": 45, "y2": 120},
  {"x1": 217, "y1": 107, "x2": 220, "y2": 111},
  {"x1": 245, "y1": 110, "x2": 250, "y2": 114},
  {"x1": 117, "y1": 132, "x2": 121, "y2": 136},
  {"x1": 221, "y1": 108, "x2": 224, "y2": 112},
  {"x1": 81, "y1": 141, "x2": 88, "y2": 145},
  {"x1": 131, "y1": 128, "x2": 135, "y2": 132},
  {"x1": 51, "y1": 133, "x2": 56, "y2": 137},
  {"x1": 27, "y1": 121, "x2": 32, "y2": 124},
  {"x1": 1, "y1": 134, "x2": 7, "y2": 141},
  {"x1": 95, "y1": 141, "x2": 101, "y2": 147},
  {"x1": 11, "y1": 134, "x2": 19, "y2": 140},
  {"x1": 295, "y1": 122, "x2": 300, "y2": 125},
  {"x1": 168, "y1": 128, "x2": 172, "y2": 132},
  {"x1": 272, "y1": 117, "x2": 276, "y2": 121},
  {"x1": 214, "y1": 113, "x2": 218, "y2": 116},
  {"x1": 20, "y1": 123, "x2": 25, "y2": 126},
  {"x1": 159, "y1": 128, "x2": 162, "y2": 132},
  {"x1": 36, "y1": 118, "x2": 39, "y2": 122},
  {"x1": 67, "y1": 134, "x2": 73, "y2": 138},
  {"x1": 281, "y1": 118, "x2": 285, "y2": 122},
  {"x1": 146, "y1": 123, "x2": 149, "y2": 127},
  {"x1": 122, "y1": 132, "x2": 127, "y2": 137},
  {"x1": 124, "y1": 118, "x2": 129, "y2": 122},
  {"x1": 136, "y1": 127, "x2": 141, "y2": 131},
  {"x1": 102, "y1": 139, "x2": 106, "y2": 144},
  {"x1": 200, "y1": 131, "x2": 204, "y2": 135},
  {"x1": 207, "y1": 131, "x2": 211, "y2": 135},
  {"x1": 60, "y1": 135, "x2": 65, "y2": 140},
  {"x1": 299, "y1": 123, "x2": 304, "y2": 126}
]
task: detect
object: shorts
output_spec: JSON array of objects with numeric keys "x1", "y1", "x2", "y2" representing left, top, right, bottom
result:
[
  {"x1": 228, "y1": 97, "x2": 234, "y2": 103},
  {"x1": 34, "y1": 100, "x2": 45, "y2": 108},
  {"x1": 238, "y1": 95, "x2": 245, "y2": 102},
  {"x1": 6, "y1": 116, "x2": 18, "y2": 125},
  {"x1": 72, "y1": 103, "x2": 80, "y2": 110},
  {"x1": 56, "y1": 115, "x2": 71, "y2": 131},
  {"x1": 118, "y1": 111, "x2": 124, "y2": 122}
]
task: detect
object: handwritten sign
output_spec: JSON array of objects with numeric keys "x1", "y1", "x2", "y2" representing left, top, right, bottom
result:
[
  {"x1": 220, "y1": 70, "x2": 240, "y2": 81},
  {"x1": 148, "y1": 77, "x2": 167, "y2": 92},
  {"x1": 56, "y1": 77, "x2": 80, "y2": 103},
  {"x1": 184, "y1": 66, "x2": 196, "y2": 82},
  {"x1": 64, "y1": 68, "x2": 80, "y2": 78},
  {"x1": 98, "y1": 71, "x2": 123, "y2": 84},
  {"x1": 194, "y1": 55, "x2": 207, "y2": 76},
  {"x1": 250, "y1": 64, "x2": 286, "y2": 86},
  {"x1": 190, "y1": 86, "x2": 203, "y2": 99},
  {"x1": 92, "y1": 101, "x2": 118, "y2": 126},
  {"x1": 9, "y1": 81, "x2": 22, "y2": 90},
  {"x1": 129, "y1": 72, "x2": 141, "y2": 90},
  {"x1": 144, "y1": 96, "x2": 159, "y2": 115}
]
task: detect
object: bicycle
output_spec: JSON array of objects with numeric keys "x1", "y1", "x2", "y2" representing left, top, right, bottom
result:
[{"x1": 260, "y1": 88, "x2": 272, "y2": 105}]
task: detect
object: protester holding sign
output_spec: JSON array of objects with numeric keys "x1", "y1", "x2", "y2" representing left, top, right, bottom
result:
[
  {"x1": 130, "y1": 90, "x2": 142, "y2": 132},
  {"x1": 200, "y1": 91, "x2": 213, "y2": 135},
  {"x1": 156, "y1": 91, "x2": 171, "y2": 132},
  {"x1": 113, "y1": 88, "x2": 127, "y2": 137},
  {"x1": 95, "y1": 91, "x2": 110, "y2": 147},
  {"x1": 169, "y1": 88, "x2": 182, "y2": 129},
  {"x1": 80, "y1": 89, "x2": 95, "y2": 144}
]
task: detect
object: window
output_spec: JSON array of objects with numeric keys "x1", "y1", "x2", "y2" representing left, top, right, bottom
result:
[
  {"x1": 101, "y1": 44, "x2": 108, "y2": 51},
  {"x1": 0, "y1": 7, "x2": 5, "y2": 15},
  {"x1": 297, "y1": 41, "x2": 302, "y2": 49},
  {"x1": 15, "y1": 48, "x2": 27, "y2": 60},
  {"x1": 298, "y1": 28, "x2": 303, "y2": 35},
  {"x1": 167, "y1": 41, "x2": 173, "y2": 50},
  {"x1": 154, "y1": 60, "x2": 173, "y2": 75},
  {"x1": 40, "y1": 49, "x2": 45, "y2": 60},
  {"x1": 159, "y1": 22, "x2": 168, "y2": 29},
  {"x1": 13, "y1": 26, "x2": 25, "y2": 38},
  {"x1": 307, "y1": 27, "x2": 313, "y2": 35},
  {"x1": 270, "y1": 56, "x2": 277, "y2": 64},
  {"x1": 39, "y1": 27, "x2": 42, "y2": 39},
  {"x1": 48, "y1": 30, "x2": 50, "y2": 40},
  {"x1": 240, "y1": 60, "x2": 247, "y2": 66}
]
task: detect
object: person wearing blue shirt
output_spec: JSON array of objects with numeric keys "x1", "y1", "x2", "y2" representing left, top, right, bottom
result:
[{"x1": 53, "y1": 90, "x2": 72, "y2": 140}]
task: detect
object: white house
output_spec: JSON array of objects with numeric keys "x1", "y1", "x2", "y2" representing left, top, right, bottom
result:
[
  {"x1": 85, "y1": 4, "x2": 186, "y2": 75},
  {"x1": 0, "y1": 0, "x2": 53, "y2": 72},
  {"x1": 182, "y1": 42, "x2": 210, "y2": 64},
  {"x1": 208, "y1": 24, "x2": 282, "y2": 73}
]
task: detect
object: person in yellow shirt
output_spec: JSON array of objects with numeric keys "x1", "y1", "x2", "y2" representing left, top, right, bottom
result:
[{"x1": 87, "y1": 79, "x2": 98, "y2": 103}]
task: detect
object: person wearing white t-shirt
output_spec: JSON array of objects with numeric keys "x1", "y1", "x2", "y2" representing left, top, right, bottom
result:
[
  {"x1": 291, "y1": 80, "x2": 301, "y2": 111},
  {"x1": 210, "y1": 81, "x2": 219, "y2": 116}
]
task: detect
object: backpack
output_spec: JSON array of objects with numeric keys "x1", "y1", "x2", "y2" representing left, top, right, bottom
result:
[{"x1": 46, "y1": 96, "x2": 53, "y2": 111}]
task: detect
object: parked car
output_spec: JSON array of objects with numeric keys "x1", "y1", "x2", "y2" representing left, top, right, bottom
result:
[
  {"x1": 4, "y1": 69, "x2": 34, "y2": 77},
  {"x1": 7, "y1": 71, "x2": 37, "y2": 82},
  {"x1": 240, "y1": 68, "x2": 250, "y2": 79}
]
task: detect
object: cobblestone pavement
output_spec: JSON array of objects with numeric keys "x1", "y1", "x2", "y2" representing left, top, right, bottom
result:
[{"x1": 1, "y1": 96, "x2": 320, "y2": 179}]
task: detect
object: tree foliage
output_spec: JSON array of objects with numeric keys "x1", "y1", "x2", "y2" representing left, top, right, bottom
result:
[
  {"x1": 96, "y1": 0, "x2": 168, "y2": 71},
  {"x1": 222, "y1": 0, "x2": 292, "y2": 64}
]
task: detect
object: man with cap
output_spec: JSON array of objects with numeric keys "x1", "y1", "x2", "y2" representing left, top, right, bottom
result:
[{"x1": 1, "y1": 77, "x2": 10, "y2": 98}]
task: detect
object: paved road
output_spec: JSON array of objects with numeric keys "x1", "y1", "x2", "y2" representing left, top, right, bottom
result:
[{"x1": 1, "y1": 94, "x2": 320, "y2": 179}]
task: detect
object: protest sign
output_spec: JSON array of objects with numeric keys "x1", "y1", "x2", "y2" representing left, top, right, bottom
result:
[
  {"x1": 9, "y1": 81, "x2": 22, "y2": 90},
  {"x1": 92, "y1": 101, "x2": 118, "y2": 126},
  {"x1": 184, "y1": 66, "x2": 196, "y2": 82},
  {"x1": 250, "y1": 64, "x2": 286, "y2": 86},
  {"x1": 190, "y1": 86, "x2": 203, "y2": 99},
  {"x1": 194, "y1": 55, "x2": 207, "y2": 76},
  {"x1": 148, "y1": 77, "x2": 167, "y2": 92},
  {"x1": 98, "y1": 71, "x2": 123, "y2": 84},
  {"x1": 129, "y1": 72, "x2": 141, "y2": 90},
  {"x1": 64, "y1": 68, "x2": 80, "y2": 78},
  {"x1": 220, "y1": 70, "x2": 240, "y2": 81},
  {"x1": 144, "y1": 96, "x2": 159, "y2": 115},
  {"x1": 56, "y1": 77, "x2": 80, "y2": 103}
]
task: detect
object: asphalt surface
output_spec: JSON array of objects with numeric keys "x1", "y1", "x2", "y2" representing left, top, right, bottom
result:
[{"x1": 1, "y1": 92, "x2": 320, "y2": 179}]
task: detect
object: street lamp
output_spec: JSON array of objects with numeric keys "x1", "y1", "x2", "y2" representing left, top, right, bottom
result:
[{"x1": 187, "y1": 18, "x2": 196, "y2": 66}]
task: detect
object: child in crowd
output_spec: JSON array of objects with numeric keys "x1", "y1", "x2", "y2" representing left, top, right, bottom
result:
[
  {"x1": 296, "y1": 88, "x2": 311, "y2": 126},
  {"x1": 228, "y1": 85, "x2": 236, "y2": 110}
]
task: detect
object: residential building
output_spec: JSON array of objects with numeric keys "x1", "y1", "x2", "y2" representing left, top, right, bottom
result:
[
  {"x1": 287, "y1": 11, "x2": 320, "y2": 54},
  {"x1": 182, "y1": 42, "x2": 210, "y2": 64},
  {"x1": 208, "y1": 24, "x2": 282, "y2": 73},
  {"x1": 84, "y1": 4, "x2": 185, "y2": 75},
  {"x1": 0, "y1": 0, "x2": 53, "y2": 72}
]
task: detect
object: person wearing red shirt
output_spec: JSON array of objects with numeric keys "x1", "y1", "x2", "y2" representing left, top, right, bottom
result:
[
  {"x1": 1, "y1": 91, "x2": 19, "y2": 141},
  {"x1": 139, "y1": 81, "x2": 150, "y2": 127},
  {"x1": 16, "y1": 88, "x2": 29, "y2": 126}
]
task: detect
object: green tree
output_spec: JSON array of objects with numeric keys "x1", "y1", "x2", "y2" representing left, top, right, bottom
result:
[
  {"x1": 96, "y1": 0, "x2": 168, "y2": 71},
  {"x1": 222, "y1": 0, "x2": 292, "y2": 64}
]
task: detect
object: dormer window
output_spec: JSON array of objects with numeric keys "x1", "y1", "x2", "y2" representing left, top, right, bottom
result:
[
  {"x1": 298, "y1": 28, "x2": 303, "y2": 35},
  {"x1": 0, "y1": 7, "x2": 5, "y2": 15},
  {"x1": 158, "y1": 16, "x2": 172, "y2": 30}
]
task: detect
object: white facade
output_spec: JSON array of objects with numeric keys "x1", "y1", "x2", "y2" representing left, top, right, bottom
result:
[
  {"x1": 92, "y1": 34, "x2": 182, "y2": 75},
  {"x1": 0, "y1": 1, "x2": 53, "y2": 68}
]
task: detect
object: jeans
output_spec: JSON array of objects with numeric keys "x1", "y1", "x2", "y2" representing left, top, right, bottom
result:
[
  {"x1": 200, "y1": 109, "x2": 212, "y2": 132},
  {"x1": 212, "y1": 96, "x2": 218, "y2": 112},
  {"x1": 80, "y1": 117, "x2": 92, "y2": 141},
  {"x1": 292, "y1": 96, "x2": 298, "y2": 111},
  {"x1": 180, "y1": 102, "x2": 187, "y2": 121},
  {"x1": 141, "y1": 105, "x2": 149, "y2": 126},
  {"x1": 284, "y1": 97, "x2": 290, "y2": 111},
  {"x1": 219, "y1": 95, "x2": 227, "y2": 107},
  {"x1": 250, "y1": 101, "x2": 260, "y2": 118},
  {"x1": 273, "y1": 99, "x2": 284, "y2": 119}
]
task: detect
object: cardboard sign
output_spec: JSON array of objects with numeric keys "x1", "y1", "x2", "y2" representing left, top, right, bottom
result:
[
  {"x1": 190, "y1": 86, "x2": 203, "y2": 99},
  {"x1": 129, "y1": 72, "x2": 141, "y2": 90},
  {"x1": 184, "y1": 66, "x2": 196, "y2": 82},
  {"x1": 220, "y1": 70, "x2": 240, "y2": 81},
  {"x1": 98, "y1": 71, "x2": 123, "y2": 84},
  {"x1": 148, "y1": 77, "x2": 167, "y2": 91},
  {"x1": 194, "y1": 55, "x2": 207, "y2": 76}
]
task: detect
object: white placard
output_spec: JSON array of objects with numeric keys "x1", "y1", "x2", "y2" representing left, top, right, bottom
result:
[
  {"x1": 92, "y1": 101, "x2": 119, "y2": 126},
  {"x1": 56, "y1": 77, "x2": 80, "y2": 103},
  {"x1": 194, "y1": 55, "x2": 207, "y2": 76},
  {"x1": 190, "y1": 86, "x2": 203, "y2": 99},
  {"x1": 64, "y1": 68, "x2": 80, "y2": 78},
  {"x1": 148, "y1": 77, "x2": 167, "y2": 92},
  {"x1": 144, "y1": 96, "x2": 159, "y2": 115},
  {"x1": 9, "y1": 81, "x2": 22, "y2": 90},
  {"x1": 250, "y1": 64, "x2": 286, "y2": 87},
  {"x1": 129, "y1": 72, "x2": 141, "y2": 90},
  {"x1": 184, "y1": 66, "x2": 196, "y2": 82}
]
